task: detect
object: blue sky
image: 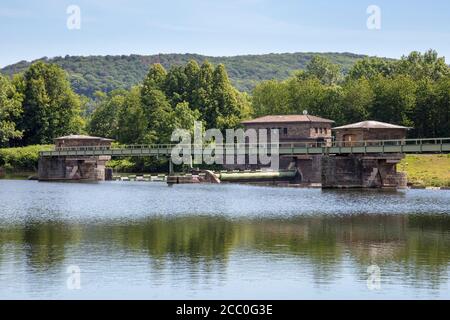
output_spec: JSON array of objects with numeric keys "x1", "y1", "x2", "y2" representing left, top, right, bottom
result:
[{"x1": 0, "y1": 0, "x2": 449, "y2": 67}]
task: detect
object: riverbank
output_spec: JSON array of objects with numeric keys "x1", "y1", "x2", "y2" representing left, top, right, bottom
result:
[{"x1": 399, "y1": 154, "x2": 450, "y2": 188}]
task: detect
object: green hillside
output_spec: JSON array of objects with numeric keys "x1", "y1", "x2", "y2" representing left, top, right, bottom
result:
[{"x1": 1, "y1": 52, "x2": 365, "y2": 97}]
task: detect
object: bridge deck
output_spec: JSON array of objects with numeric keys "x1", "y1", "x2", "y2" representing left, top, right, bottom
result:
[{"x1": 39, "y1": 138, "x2": 450, "y2": 157}]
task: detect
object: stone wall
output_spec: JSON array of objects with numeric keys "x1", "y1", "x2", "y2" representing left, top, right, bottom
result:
[
  {"x1": 38, "y1": 157, "x2": 66, "y2": 181},
  {"x1": 38, "y1": 156, "x2": 110, "y2": 181},
  {"x1": 294, "y1": 155, "x2": 323, "y2": 183},
  {"x1": 321, "y1": 154, "x2": 407, "y2": 189},
  {"x1": 321, "y1": 156, "x2": 362, "y2": 187}
]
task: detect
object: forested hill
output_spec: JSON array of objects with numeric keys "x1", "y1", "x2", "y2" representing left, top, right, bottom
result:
[{"x1": 1, "y1": 52, "x2": 365, "y2": 98}]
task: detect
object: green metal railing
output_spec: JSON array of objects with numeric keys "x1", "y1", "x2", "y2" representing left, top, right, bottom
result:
[{"x1": 39, "y1": 137, "x2": 450, "y2": 157}]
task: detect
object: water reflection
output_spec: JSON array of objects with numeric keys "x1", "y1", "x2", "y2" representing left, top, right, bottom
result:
[
  {"x1": 0, "y1": 180, "x2": 449, "y2": 298},
  {"x1": 1, "y1": 214, "x2": 449, "y2": 289}
]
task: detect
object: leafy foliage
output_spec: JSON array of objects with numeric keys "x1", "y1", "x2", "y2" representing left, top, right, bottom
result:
[
  {"x1": 1, "y1": 53, "x2": 365, "y2": 98},
  {"x1": 0, "y1": 145, "x2": 52, "y2": 171},
  {"x1": 302, "y1": 56, "x2": 342, "y2": 85},
  {"x1": 0, "y1": 74, "x2": 23, "y2": 146},
  {"x1": 252, "y1": 50, "x2": 450, "y2": 138},
  {"x1": 15, "y1": 62, "x2": 85, "y2": 145},
  {"x1": 89, "y1": 60, "x2": 250, "y2": 145}
]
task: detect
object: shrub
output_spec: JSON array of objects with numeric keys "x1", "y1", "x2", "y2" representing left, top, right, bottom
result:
[
  {"x1": 0, "y1": 145, "x2": 53, "y2": 171},
  {"x1": 106, "y1": 159, "x2": 136, "y2": 172}
]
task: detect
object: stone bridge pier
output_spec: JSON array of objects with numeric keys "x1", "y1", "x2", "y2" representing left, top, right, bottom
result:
[
  {"x1": 38, "y1": 155, "x2": 111, "y2": 181},
  {"x1": 38, "y1": 135, "x2": 113, "y2": 182},
  {"x1": 321, "y1": 154, "x2": 407, "y2": 189},
  {"x1": 320, "y1": 120, "x2": 410, "y2": 189}
]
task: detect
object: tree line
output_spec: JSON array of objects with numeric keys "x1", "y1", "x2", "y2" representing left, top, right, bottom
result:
[
  {"x1": 253, "y1": 50, "x2": 450, "y2": 138},
  {"x1": 1, "y1": 49, "x2": 449, "y2": 149},
  {"x1": 1, "y1": 52, "x2": 363, "y2": 97},
  {"x1": 0, "y1": 60, "x2": 251, "y2": 147}
]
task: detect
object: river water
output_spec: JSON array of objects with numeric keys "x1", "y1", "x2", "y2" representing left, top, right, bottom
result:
[{"x1": 0, "y1": 180, "x2": 449, "y2": 299}]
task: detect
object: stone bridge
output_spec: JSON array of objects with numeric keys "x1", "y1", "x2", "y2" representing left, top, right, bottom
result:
[{"x1": 38, "y1": 135, "x2": 450, "y2": 189}]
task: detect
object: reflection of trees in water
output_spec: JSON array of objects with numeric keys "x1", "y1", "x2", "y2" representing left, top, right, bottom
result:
[
  {"x1": 308, "y1": 214, "x2": 450, "y2": 290},
  {"x1": 0, "y1": 214, "x2": 449, "y2": 286},
  {"x1": 0, "y1": 222, "x2": 82, "y2": 271},
  {"x1": 108, "y1": 217, "x2": 233, "y2": 281}
]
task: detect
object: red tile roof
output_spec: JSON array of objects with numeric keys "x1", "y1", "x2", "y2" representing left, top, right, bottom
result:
[{"x1": 241, "y1": 115, "x2": 334, "y2": 124}]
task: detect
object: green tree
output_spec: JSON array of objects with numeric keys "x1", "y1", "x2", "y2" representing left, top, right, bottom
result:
[
  {"x1": 195, "y1": 61, "x2": 215, "y2": 126},
  {"x1": 141, "y1": 60, "x2": 252, "y2": 135},
  {"x1": 117, "y1": 87, "x2": 148, "y2": 144},
  {"x1": 286, "y1": 77, "x2": 328, "y2": 116},
  {"x1": 413, "y1": 76, "x2": 450, "y2": 138},
  {"x1": 370, "y1": 75, "x2": 417, "y2": 127},
  {"x1": 163, "y1": 65, "x2": 188, "y2": 106},
  {"x1": 17, "y1": 62, "x2": 83, "y2": 145},
  {"x1": 252, "y1": 80, "x2": 290, "y2": 116},
  {"x1": 141, "y1": 87, "x2": 172, "y2": 143},
  {"x1": 0, "y1": 74, "x2": 23, "y2": 146},
  {"x1": 434, "y1": 77, "x2": 450, "y2": 138},
  {"x1": 184, "y1": 60, "x2": 201, "y2": 106},
  {"x1": 141, "y1": 64, "x2": 174, "y2": 143},
  {"x1": 142, "y1": 63, "x2": 167, "y2": 90},
  {"x1": 341, "y1": 78, "x2": 373, "y2": 123},
  {"x1": 212, "y1": 64, "x2": 246, "y2": 129},
  {"x1": 164, "y1": 101, "x2": 201, "y2": 142},
  {"x1": 304, "y1": 56, "x2": 342, "y2": 85},
  {"x1": 252, "y1": 76, "x2": 341, "y2": 122},
  {"x1": 88, "y1": 89, "x2": 128, "y2": 139},
  {"x1": 397, "y1": 50, "x2": 450, "y2": 81},
  {"x1": 347, "y1": 57, "x2": 396, "y2": 80}
]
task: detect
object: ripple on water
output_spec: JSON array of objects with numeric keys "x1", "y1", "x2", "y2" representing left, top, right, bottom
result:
[{"x1": 0, "y1": 180, "x2": 450, "y2": 299}]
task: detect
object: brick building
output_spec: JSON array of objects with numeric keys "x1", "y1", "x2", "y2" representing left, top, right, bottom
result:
[
  {"x1": 238, "y1": 114, "x2": 334, "y2": 183},
  {"x1": 323, "y1": 121, "x2": 411, "y2": 189},
  {"x1": 332, "y1": 121, "x2": 410, "y2": 146},
  {"x1": 39, "y1": 135, "x2": 114, "y2": 181},
  {"x1": 241, "y1": 114, "x2": 334, "y2": 145}
]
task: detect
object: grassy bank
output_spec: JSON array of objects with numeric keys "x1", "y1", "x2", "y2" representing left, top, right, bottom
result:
[
  {"x1": 0, "y1": 145, "x2": 53, "y2": 172},
  {"x1": 398, "y1": 154, "x2": 450, "y2": 187}
]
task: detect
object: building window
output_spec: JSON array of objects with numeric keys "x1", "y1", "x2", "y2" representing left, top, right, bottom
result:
[
  {"x1": 283, "y1": 128, "x2": 288, "y2": 135},
  {"x1": 315, "y1": 128, "x2": 318, "y2": 134}
]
